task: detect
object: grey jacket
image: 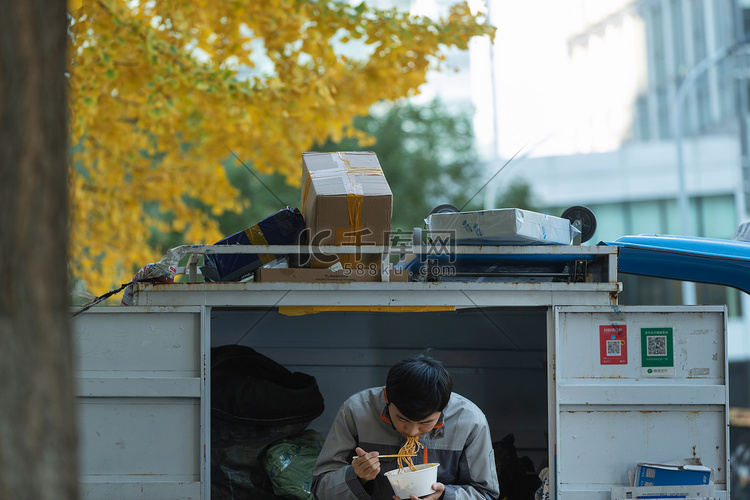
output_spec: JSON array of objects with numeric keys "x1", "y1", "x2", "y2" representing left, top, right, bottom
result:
[{"x1": 312, "y1": 387, "x2": 499, "y2": 500}]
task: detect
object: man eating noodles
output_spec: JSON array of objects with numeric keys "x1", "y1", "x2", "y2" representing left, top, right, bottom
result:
[{"x1": 312, "y1": 354, "x2": 499, "y2": 500}]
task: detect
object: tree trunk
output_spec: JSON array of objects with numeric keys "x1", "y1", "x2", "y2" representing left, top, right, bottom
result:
[{"x1": 0, "y1": 0, "x2": 79, "y2": 499}]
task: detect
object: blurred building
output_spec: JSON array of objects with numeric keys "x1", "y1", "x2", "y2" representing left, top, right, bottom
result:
[
  {"x1": 469, "y1": 0, "x2": 750, "y2": 360},
  {"x1": 373, "y1": 1, "x2": 750, "y2": 359}
]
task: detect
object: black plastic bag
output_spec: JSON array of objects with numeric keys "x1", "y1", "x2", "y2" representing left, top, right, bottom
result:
[{"x1": 211, "y1": 345, "x2": 325, "y2": 500}]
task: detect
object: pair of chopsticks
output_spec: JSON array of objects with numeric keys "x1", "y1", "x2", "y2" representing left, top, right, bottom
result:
[{"x1": 352, "y1": 454, "x2": 415, "y2": 459}]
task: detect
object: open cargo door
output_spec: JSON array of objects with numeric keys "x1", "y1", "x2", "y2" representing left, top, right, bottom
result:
[
  {"x1": 73, "y1": 306, "x2": 207, "y2": 499},
  {"x1": 551, "y1": 305, "x2": 729, "y2": 499}
]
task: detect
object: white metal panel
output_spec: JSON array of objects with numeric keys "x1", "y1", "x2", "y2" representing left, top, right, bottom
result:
[
  {"x1": 73, "y1": 306, "x2": 205, "y2": 500},
  {"x1": 552, "y1": 305, "x2": 728, "y2": 500},
  {"x1": 81, "y1": 481, "x2": 201, "y2": 499},
  {"x1": 77, "y1": 399, "x2": 200, "y2": 471},
  {"x1": 132, "y1": 281, "x2": 620, "y2": 308}
]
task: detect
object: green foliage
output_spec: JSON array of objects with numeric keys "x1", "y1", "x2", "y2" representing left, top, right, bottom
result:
[{"x1": 494, "y1": 177, "x2": 541, "y2": 212}]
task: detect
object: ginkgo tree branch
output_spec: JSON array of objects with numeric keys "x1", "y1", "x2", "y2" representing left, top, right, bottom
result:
[{"x1": 67, "y1": 0, "x2": 495, "y2": 295}]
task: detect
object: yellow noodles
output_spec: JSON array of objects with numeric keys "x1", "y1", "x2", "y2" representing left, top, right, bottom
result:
[{"x1": 396, "y1": 436, "x2": 423, "y2": 473}]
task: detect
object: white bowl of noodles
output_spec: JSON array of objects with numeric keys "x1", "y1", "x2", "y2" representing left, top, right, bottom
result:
[{"x1": 384, "y1": 462, "x2": 440, "y2": 498}]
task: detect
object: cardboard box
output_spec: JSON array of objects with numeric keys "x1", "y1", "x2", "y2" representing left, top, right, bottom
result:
[
  {"x1": 301, "y1": 152, "x2": 392, "y2": 268},
  {"x1": 425, "y1": 208, "x2": 578, "y2": 246},
  {"x1": 201, "y1": 207, "x2": 305, "y2": 282},
  {"x1": 254, "y1": 267, "x2": 408, "y2": 283},
  {"x1": 634, "y1": 462, "x2": 713, "y2": 487}
]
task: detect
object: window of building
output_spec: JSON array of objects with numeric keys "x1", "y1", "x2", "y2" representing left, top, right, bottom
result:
[
  {"x1": 670, "y1": 0, "x2": 686, "y2": 78},
  {"x1": 620, "y1": 275, "x2": 743, "y2": 317},
  {"x1": 657, "y1": 88, "x2": 672, "y2": 139},
  {"x1": 695, "y1": 78, "x2": 712, "y2": 133},
  {"x1": 717, "y1": 57, "x2": 735, "y2": 122},
  {"x1": 575, "y1": 194, "x2": 741, "y2": 316},
  {"x1": 652, "y1": 6, "x2": 667, "y2": 86},
  {"x1": 662, "y1": 198, "x2": 682, "y2": 234},
  {"x1": 699, "y1": 195, "x2": 738, "y2": 238},
  {"x1": 631, "y1": 200, "x2": 667, "y2": 234},
  {"x1": 714, "y1": 0, "x2": 736, "y2": 123},
  {"x1": 696, "y1": 282, "x2": 744, "y2": 317},
  {"x1": 635, "y1": 95, "x2": 651, "y2": 141},
  {"x1": 740, "y1": 4, "x2": 750, "y2": 116},
  {"x1": 619, "y1": 274, "x2": 681, "y2": 306},
  {"x1": 649, "y1": 6, "x2": 672, "y2": 140},
  {"x1": 692, "y1": 0, "x2": 708, "y2": 60},
  {"x1": 690, "y1": 0, "x2": 709, "y2": 135},
  {"x1": 658, "y1": 195, "x2": 736, "y2": 238},
  {"x1": 564, "y1": 195, "x2": 736, "y2": 242}
]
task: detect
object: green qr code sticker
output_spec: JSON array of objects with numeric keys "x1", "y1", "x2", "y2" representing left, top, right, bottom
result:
[{"x1": 641, "y1": 327, "x2": 673, "y2": 368}]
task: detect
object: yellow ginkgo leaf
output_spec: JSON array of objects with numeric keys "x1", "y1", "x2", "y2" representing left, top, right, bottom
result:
[{"x1": 67, "y1": 0, "x2": 495, "y2": 296}]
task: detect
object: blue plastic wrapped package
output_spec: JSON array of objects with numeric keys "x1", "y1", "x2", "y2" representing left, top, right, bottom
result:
[
  {"x1": 634, "y1": 461, "x2": 712, "y2": 486},
  {"x1": 201, "y1": 207, "x2": 306, "y2": 282}
]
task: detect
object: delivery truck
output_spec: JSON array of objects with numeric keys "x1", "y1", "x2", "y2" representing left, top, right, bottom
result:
[{"x1": 71, "y1": 227, "x2": 750, "y2": 500}]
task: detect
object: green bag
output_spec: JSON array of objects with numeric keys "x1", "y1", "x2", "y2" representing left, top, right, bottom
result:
[{"x1": 262, "y1": 430, "x2": 325, "y2": 500}]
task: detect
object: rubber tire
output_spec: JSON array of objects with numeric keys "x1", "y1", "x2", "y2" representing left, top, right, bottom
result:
[{"x1": 561, "y1": 205, "x2": 597, "y2": 243}]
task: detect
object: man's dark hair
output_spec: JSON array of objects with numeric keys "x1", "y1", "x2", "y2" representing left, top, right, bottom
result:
[{"x1": 386, "y1": 354, "x2": 453, "y2": 421}]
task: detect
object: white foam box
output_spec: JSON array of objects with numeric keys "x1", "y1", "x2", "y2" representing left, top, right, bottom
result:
[
  {"x1": 611, "y1": 484, "x2": 715, "y2": 499},
  {"x1": 425, "y1": 208, "x2": 579, "y2": 246}
]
